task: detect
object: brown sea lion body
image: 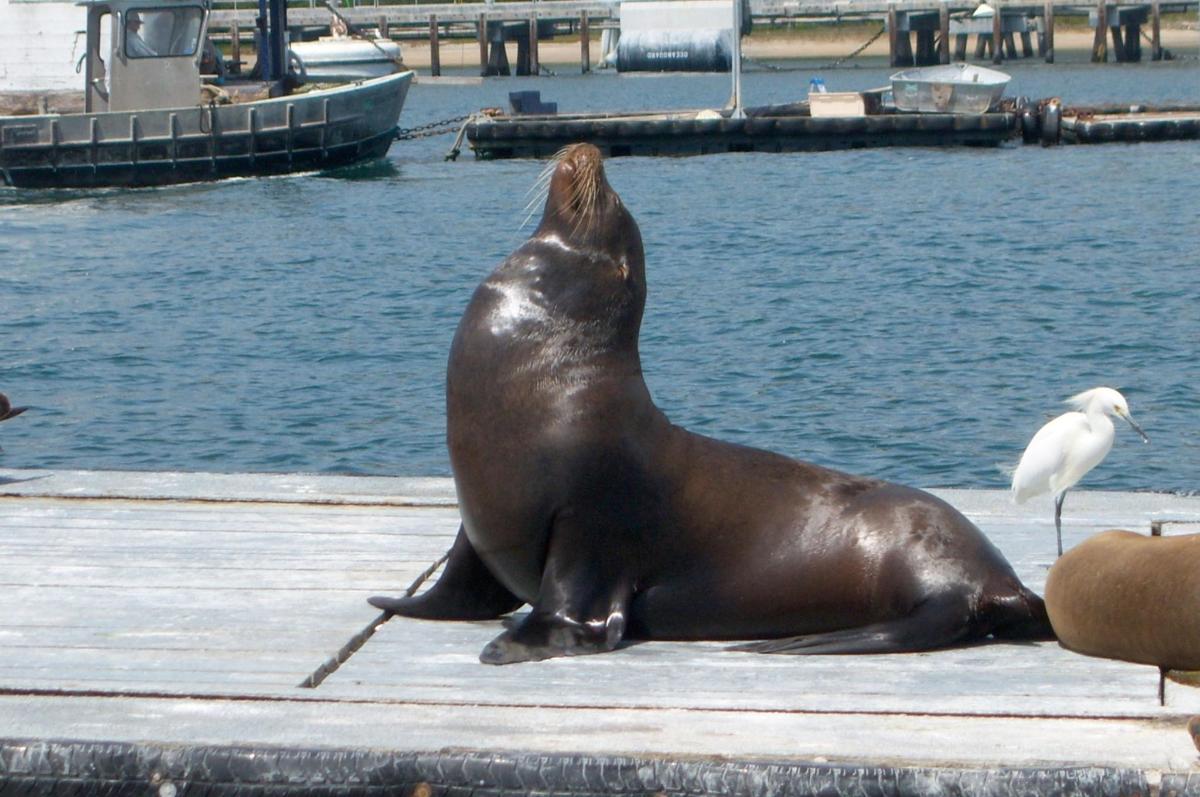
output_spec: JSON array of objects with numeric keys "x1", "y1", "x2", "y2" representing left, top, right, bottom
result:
[
  {"x1": 370, "y1": 144, "x2": 1053, "y2": 664},
  {"x1": 1046, "y1": 530, "x2": 1200, "y2": 669}
]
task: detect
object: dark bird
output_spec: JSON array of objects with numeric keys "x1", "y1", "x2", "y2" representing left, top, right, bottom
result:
[{"x1": 0, "y1": 393, "x2": 28, "y2": 422}]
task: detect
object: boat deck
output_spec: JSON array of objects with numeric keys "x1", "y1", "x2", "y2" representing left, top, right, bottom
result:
[{"x1": 3, "y1": 469, "x2": 1200, "y2": 794}]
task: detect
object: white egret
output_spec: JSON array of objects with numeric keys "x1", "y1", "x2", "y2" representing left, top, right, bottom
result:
[{"x1": 1011, "y1": 386, "x2": 1149, "y2": 557}]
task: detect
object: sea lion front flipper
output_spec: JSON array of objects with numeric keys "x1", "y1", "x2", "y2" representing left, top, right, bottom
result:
[
  {"x1": 478, "y1": 514, "x2": 635, "y2": 665},
  {"x1": 368, "y1": 524, "x2": 523, "y2": 620},
  {"x1": 728, "y1": 593, "x2": 973, "y2": 655}
]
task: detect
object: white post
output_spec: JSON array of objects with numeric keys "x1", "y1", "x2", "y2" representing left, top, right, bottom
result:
[{"x1": 728, "y1": 0, "x2": 744, "y2": 118}]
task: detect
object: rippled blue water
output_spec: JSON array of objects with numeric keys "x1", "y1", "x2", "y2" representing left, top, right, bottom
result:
[{"x1": 2, "y1": 57, "x2": 1198, "y2": 493}]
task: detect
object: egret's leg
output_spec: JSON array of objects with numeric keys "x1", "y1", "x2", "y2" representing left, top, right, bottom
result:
[{"x1": 1054, "y1": 492, "x2": 1066, "y2": 557}]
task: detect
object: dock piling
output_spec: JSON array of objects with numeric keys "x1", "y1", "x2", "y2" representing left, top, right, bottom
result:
[
  {"x1": 530, "y1": 15, "x2": 539, "y2": 74},
  {"x1": 1042, "y1": 0, "x2": 1055, "y2": 62},
  {"x1": 580, "y1": 11, "x2": 590, "y2": 73},
  {"x1": 1092, "y1": 0, "x2": 1107, "y2": 61},
  {"x1": 230, "y1": 19, "x2": 242, "y2": 75},
  {"x1": 992, "y1": 3, "x2": 1003, "y2": 63},
  {"x1": 1151, "y1": 1, "x2": 1162, "y2": 59},
  {"x1": 429, "y1": 15, "x2": 440, "y2": 77},
  {"x1": 938, "y1": 6, "x2": 950, "y2": 64},
  {"x1": 478, "y1": 12, "x2": 489, "y2": 76}
]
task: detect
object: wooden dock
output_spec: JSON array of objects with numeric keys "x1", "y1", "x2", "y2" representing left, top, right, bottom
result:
[
  {"x1": 3, "y1": 469, "x2": 1200, "y2": 794},
  {"x1": 206, "y1": 0, "x2": 1200, "y2": 79}
]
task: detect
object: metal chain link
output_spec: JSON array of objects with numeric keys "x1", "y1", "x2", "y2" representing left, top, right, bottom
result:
[{"x1": 395, "y1": 114, "x2": 472, "y2": 140}]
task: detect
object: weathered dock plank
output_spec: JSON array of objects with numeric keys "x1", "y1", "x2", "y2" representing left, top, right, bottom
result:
[{"x1": 3, "y1": 469, "x2": 1200, "y2": 794}]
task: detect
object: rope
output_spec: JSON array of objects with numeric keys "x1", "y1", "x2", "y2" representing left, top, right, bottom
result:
[
  {"x1": 395, "y1": 113, "x2": 472, "y2": 140},
  {"x1": 297, "y1": 550, "x2": 451, "y2": 689}
]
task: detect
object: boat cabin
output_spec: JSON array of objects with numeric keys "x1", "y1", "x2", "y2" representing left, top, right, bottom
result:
[{"x1": 80, "y1": 0, "x2": 210, "y2": 113}]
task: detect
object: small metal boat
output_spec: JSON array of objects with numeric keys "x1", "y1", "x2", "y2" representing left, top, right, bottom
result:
[
  {"x1": 0, "y1": 0, "x2": 413, "y2": 188},
  {"x1": 890, "y1": 63, "x2": 1010, "y2": 115}
]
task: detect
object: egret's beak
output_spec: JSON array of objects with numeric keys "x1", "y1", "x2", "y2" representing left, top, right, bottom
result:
[
  {"x1": 1119, "y1": 411, "x2": 1150, "y2": 443},
  {"x1": 0, "y1": 406, "x2": 26, "y2": 422}
]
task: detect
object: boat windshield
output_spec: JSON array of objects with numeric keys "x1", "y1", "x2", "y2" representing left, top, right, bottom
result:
[{"x1": 124, "y1": 6, "x2": 204, "y2": 58}]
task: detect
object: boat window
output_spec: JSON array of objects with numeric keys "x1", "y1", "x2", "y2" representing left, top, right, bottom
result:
[{"x1": 124, "y1": 6, "x2": 204, "y2": 58}]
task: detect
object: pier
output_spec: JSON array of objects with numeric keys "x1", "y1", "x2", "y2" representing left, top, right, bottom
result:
[
  {"x1": 206, "y1": 0, "x2": 1199, "y2": 78},
  {"x1": 3, "y1": 469, "x2": 1200, "y2": 794}
]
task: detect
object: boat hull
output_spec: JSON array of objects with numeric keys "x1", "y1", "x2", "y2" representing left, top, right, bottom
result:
[{"x1": 0, "y1": 71, "x2": 412, "y2": 188}]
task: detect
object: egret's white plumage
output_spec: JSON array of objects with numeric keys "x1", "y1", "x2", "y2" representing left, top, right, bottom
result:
[{"x1": 1011, "y1": 387, "x2": 1149, "y2": 556}]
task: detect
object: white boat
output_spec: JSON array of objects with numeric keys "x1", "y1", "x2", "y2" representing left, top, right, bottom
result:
[
  {"x1": 290, "y1": 36, "x2": 404, "y2": 84},
  {"x1": 890, "y1": 63, "x2": 1010, "y2": 115},
  {"x1": 0, "y1": 0, "x2": 413, "y2": 188}
]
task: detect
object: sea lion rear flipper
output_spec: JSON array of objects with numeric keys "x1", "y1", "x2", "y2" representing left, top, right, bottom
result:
[
  {"x1": 728, "y1": 593, "x2": 974, "y2": 655},
  {"x1": 368, "y1": 524, "x2": 523, "y2": 620}
]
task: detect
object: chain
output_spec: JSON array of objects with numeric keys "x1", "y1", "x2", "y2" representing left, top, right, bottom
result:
[
  {"x1": 395, "y1": 114, "x2": 472, "y2": 140},
  {"x1": 741, "y1": 23, "x2": 888, "y2": 72},
  {"x1": 818, "y1": 23, "x2": 887, "y2": 68}
]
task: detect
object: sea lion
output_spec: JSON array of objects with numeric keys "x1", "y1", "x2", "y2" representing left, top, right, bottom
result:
[
  {"x1": 0, "y1": 393, "x2": 26, "y2": 422},
  {"x1": 370, "y1": 144, "x2": 1054, "y2": 665},
  {"x1": 1046, "y1": 530, "x2": 1200, "y2": 671}
]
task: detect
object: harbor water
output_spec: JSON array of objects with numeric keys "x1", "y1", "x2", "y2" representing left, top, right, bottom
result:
[{"x1": 1, "y1": 58, "x2": 1198, "y2": 493}]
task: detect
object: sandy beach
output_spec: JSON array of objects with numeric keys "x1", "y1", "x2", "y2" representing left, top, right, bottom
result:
[{"x1": 399, "y1": 24, "x2": 1198, "y2": 69}]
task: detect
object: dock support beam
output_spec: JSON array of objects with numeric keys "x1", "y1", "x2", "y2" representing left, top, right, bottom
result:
[
  {"x1": 478, "y1": 13, "x2": 489, "y2": 75},
  {"x1": 938, "y1": 5, "x2": 950, "y2": 64},
  {"x1": 230, "y1": 19, "x2": 242, "y2": 75},
  {"x1": 529, "y1": 15, "x2": 539, "y2": 75},
  {"x1": 887, "y1": 6, "x2": 898, "y2": 65},
  {"x1": 1042, "y1": 0, "x2": 1054, "y2": 62},
  {"x1": 429, "y1": 15, "x2": 440, "y2": 77},
  {"x1": 580, "y1": 11, "x2": 590, "y2": 73},
  {"x1": 992, "y1": 3, "x2": 1003, "y2": 63},
  {"x1": 1151, "y1": 1, "x2": 1162, "y2": 59},
  {"x1": 1092, "y1": 0, "x2": 1107, "y2": 61}
]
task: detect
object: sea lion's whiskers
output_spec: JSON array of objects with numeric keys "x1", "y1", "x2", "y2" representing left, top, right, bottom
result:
[{"x1": 522, "y1": 150, "x2": 572, "y2": 230}]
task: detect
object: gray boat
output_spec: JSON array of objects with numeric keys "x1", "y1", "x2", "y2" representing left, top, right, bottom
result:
[
  {"x1": 890, "y1": 63, "x2": 1010, "y2": 115},
  {"x1": 0, "y1": 0, "x2": 413, "y2": 188}
]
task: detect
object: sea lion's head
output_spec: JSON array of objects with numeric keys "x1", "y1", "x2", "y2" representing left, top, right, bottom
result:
[{"x1": 525, "y1": 144, "x2": 646, "y2": 352}]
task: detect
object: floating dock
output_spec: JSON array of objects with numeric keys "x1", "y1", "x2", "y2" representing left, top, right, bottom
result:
[
  {"x1": 3, "y1": 469, "x2": 1200, "y2": 795},
  {"x1": 464, "y1": 97, "x2": 1200, "y2": 158},
  {"x1": 466, "y1": 107, "x2": 1020, "y2": 159}
]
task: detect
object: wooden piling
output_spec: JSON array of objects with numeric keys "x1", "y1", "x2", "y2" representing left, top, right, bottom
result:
[
  {"x1": 230, "y1": 19, "x2": 241, "y2": 75},
  {"x1": 530, "y1": 15, "x2": 539, "y2": 75},
  {"x1": 1109, "y1": 22, "x2": 1125, "y2": 61},
  {"x1": 1151, "y1": 1, "x2": 1162, "y2": 59},
  {"x1": 429, "y1": 15, "x2": 441, "y2": 77},
  {"x1": 954, "y1": 33, "x2": 968, "y2": 60},
  {"x1": 1042, "y1": 0, "x2": 1054, "y2": 62},
  {"x1": 992, "y1": 4, "x2": 1003, "y2": 63},
  {"x1": 378, "y1": 16, "x2": 388, "y2": 39},
  {"x1": 580, "y1": 11, "x2": 590, "y2": 73},
  {"x1": 1092, "y1": 0, "x2": 1107, "y2": 62},
  {"x1": 887, "y1": 6, "x2": 899, "y2": 67},
  {"x1": 938, "y1": 5, "x2": 950, "y2": 64},
  {"x1": 915, "y1": 29, "x2": 936, "y2": 64},
  {"x1": 478, "y1": 12, "x2": 489, "y2": 76}
]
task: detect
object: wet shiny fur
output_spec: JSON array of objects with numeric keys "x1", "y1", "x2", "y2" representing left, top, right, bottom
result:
[{"x1": 369, "y1": 145, "x2": 1053, "y2": 664}]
